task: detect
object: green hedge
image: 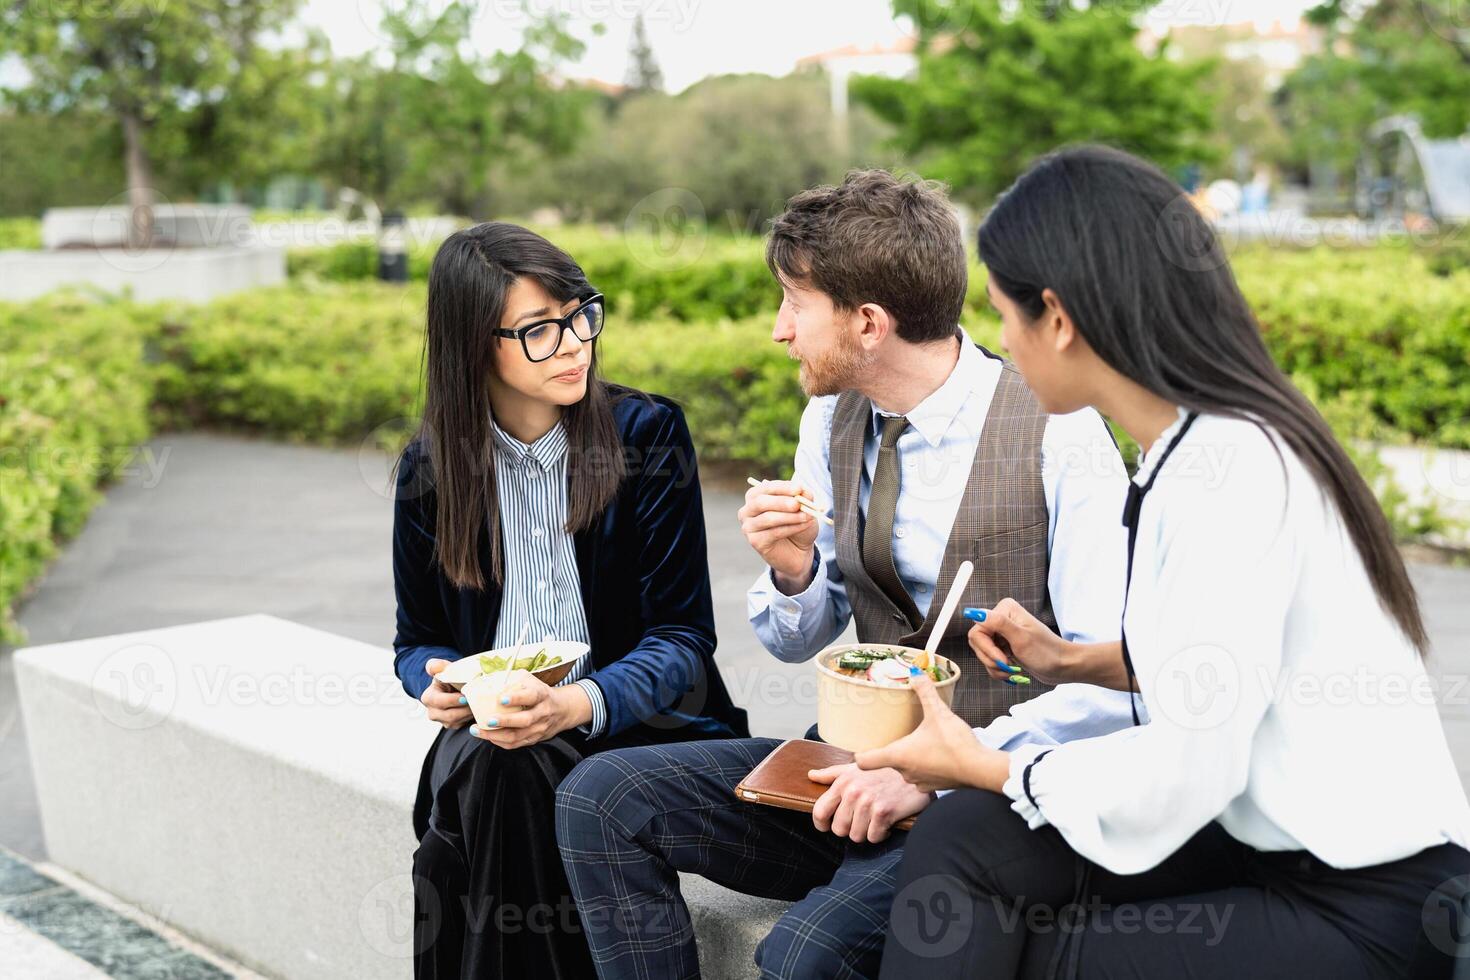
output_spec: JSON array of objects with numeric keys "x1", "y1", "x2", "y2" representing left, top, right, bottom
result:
[
  {"x1": 0, "y1": 216, "x2": 42, "y2": 250},
  {"x1": 0, "y1": 294, "x2": 157, "y2": 642},
  {"x1": 287, "y1": 227, "x2": 783, "y2": 323},
  {"x1": 147, "y1": 279, "x2": 804, "y2": 471},
  {"x1": 289, "y1": 235, "x2": 1470, "y2": 450}
]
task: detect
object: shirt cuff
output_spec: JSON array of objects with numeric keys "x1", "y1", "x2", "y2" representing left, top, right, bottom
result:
[
  {"x1": 574, "y1": 678, "x2": 608, "y2": 739},
  {"x1": 765, "y1": 552, "x2": 828, "y2": 625},
  {"x1": 1002, "y1": 743, "x2": 1054, "y2": 829}
]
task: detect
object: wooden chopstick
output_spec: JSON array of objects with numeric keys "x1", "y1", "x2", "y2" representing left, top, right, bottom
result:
[{"x1": 746, "y1": 477, "x2": 836, "y2": 526}]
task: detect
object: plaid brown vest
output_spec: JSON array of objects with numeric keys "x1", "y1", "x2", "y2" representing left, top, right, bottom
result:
[{"x1": 829, "y1": 355, "x2": 1059, "y2": 729}]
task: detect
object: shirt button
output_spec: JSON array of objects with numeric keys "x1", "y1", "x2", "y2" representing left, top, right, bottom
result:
[
  {"x1": 895, "y1": 527, "x2": 907, "y2": 539},
  {"x1": 917, "y1": 584, "x2": 928, "y2": 593},
  {"x1": 532, "y1": 528, "x2": 544, "y2": 538},
  {"x1": 537, "y1": 580, "x2": 547, "y2": 591}
]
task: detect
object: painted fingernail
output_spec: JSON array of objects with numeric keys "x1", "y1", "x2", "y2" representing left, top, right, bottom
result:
[
  {"x1": 1005, "y1": 675, "x2": 1032, "y2": 686},
  {"x1": 469, "y1": 725, "x2": 479, "y2": 736},
  {"x1": 963, "y1": 607, "x2": 986, "y2": 622},
  {"x1": 500, "y1": 695, "x2": 510, "y2": 706},
  {"x1": 996, "y1": 661, "x2": 1020, "y2": 674},
  {"x1": 488, "y1": 718, "x2": 499, "y2": 727},
  {"x1": 458, "y1": 696, "x2": 467, "y2": 705}
]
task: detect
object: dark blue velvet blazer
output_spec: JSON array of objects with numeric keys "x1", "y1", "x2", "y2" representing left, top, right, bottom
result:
[{"x1": 391, "y1": 390, "x2": 750, "y2": 741}]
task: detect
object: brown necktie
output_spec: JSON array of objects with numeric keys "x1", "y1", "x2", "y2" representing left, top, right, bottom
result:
[{"x1": 863, "y1": 414, "x2": 923, "y2": 630}]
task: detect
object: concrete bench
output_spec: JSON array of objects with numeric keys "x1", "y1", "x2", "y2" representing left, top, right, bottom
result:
[{"x1": 16, "y1": 614, "x2": 787, "y2": 979}]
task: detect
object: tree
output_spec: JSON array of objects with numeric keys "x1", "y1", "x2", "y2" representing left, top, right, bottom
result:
[
  {"x1": 521, "y1": 72, "x2": 894, "y2": 228},
  {"x1": 624, "y1": 13, "x2": 664, "y2": 94},
  {"x1": 1299, "y1": 0, "x2": 1470, "y2": 138},
  {"x1": 850, "y1": 0, "x2": 1218, "y2": 205},
  {"x1": 1275, "y1": 0, "x2": 1470, "y2": 192},
  {"x1": 312, "y1": 1, "x2": 589, "y2": 216},
  {"x1": 0, "y1": 0, "x2": 300, "y2": 244}
]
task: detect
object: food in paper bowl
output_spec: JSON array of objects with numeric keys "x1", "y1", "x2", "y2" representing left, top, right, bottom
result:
[
  {"x1": 436, "y1": 640, "x2": 591, "y2": 691},
  {"x1": 815, "y1": 644, "x2": 960, "y2": 752}
]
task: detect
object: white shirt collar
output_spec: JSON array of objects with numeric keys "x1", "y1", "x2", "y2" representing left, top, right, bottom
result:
[
  {"x1": 1131, "y1": 406, "x2": 1192, "y2": 487},
  {"x1": 870, "y1": 332, "x2": 995, "y2": 448},
  {"x1": 489, "y1": 415, "x2": 569, "y2": 469}
]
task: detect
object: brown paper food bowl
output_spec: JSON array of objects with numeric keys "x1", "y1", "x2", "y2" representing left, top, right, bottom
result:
[
  {"x1": 436, "y1": 640, "x2": 591, "y2": 691},
  {"x1": 815, "y1": 643, "x2": 960, "y2": 753}
]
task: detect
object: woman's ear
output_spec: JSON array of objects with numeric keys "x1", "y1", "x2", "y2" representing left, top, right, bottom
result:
[{"x1": 1040, "y1": 288, "x2": 1077, "y2": 354}]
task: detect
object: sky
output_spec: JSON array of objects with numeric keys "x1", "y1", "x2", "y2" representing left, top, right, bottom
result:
[
  {"x1": 297, "y1": 0, "x2": 1324, "y2": 93},
  {"x1": 0, "y1": 0, "x2": 1322, "y2": 93}
]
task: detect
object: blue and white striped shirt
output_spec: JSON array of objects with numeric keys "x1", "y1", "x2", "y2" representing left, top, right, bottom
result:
[{"x1": 489, "y1": 417, "x2": 608, "y2": 737}]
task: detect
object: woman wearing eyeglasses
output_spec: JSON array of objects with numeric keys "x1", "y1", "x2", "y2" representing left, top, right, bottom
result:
[
  {"x1": 853, "y1": 147, "x2": 1470, "y2": 978},
  {"x1": 390, "y1": 222, "x2": 749, "y2": 979}
]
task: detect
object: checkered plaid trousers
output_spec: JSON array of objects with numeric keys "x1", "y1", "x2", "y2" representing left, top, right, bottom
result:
[{"x1": 555, "y1": 737, "x2": 908, "y2": 979}]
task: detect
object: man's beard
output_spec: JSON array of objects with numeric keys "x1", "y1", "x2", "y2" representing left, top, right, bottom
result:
[{"x1": 792, "y1": 331, "x2": 877, "y2": 397}]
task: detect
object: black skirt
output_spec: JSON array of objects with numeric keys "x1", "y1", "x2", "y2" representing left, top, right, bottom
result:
[{"x1": 409, "y1": 723, "x2": 716, "y2": 979}]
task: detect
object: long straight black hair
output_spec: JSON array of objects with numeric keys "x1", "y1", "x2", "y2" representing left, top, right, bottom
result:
[
  {"x1": 978, "y1": 144, "x2": 1427, "y2": 653},
  {"x1": 401, "y1": 222, "x2": 630, "y2": 591}
]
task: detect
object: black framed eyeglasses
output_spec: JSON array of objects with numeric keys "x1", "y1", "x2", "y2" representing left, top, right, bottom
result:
[{"x1": 493, "y1": 293, "x2": 605, "y2": 362}]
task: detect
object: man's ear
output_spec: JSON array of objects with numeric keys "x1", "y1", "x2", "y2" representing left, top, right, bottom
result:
[
  {"x1": 854, "y1": 302, "x2": 895, "y2": 350},
  {"x1": 1040, "y1": 288, "x2": 1077, "y2": 354}
]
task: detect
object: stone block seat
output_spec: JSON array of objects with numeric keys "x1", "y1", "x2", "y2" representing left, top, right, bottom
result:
[{"x1": 15, "y1": 614, "x2": 786, "y2": 979}]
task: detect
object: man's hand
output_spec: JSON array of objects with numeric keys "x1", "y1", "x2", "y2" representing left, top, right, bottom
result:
[
  {"x1": 420, "y1": 658, "x2": 473, "y2": 729},
  {"x1": 470, "y1": 674, "x2": 592, "y2": 750},
  {"x1": 739, "y1": 479, "x2": 820, "y2": 593},
  {"x1": 808, "y1": 763, "x2": 933, "y2": 844}
]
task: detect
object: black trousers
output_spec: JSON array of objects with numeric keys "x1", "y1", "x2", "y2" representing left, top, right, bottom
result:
[
  {"x1": 410, "y1": 723, "x2": 717, "y2": 980},
  {"x1": 880, "y1": 788, "x2": 1470, "y2": 980}
]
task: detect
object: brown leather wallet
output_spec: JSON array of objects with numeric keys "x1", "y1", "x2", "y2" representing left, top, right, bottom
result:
[{"x1": 732, "y1": 738, "x2": 918, "y2": 831}]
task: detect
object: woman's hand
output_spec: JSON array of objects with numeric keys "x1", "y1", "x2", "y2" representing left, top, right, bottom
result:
[
  {"x1": 854, "y1": 673, "x2": 1010, "y2": 794},
  {"x1": 421, "y1": 659, "x2": 473, "y2": 729},
  {"x1": 471, "y1": 674, "x2": 593, "y2": 750},
  {"x1": 966, "y1": 597, "x2": 1076, "y2": 687}
]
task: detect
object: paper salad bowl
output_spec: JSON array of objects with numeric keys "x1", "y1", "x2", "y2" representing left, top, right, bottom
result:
[
  {"x1": 814, "y1": 643, "x2": 960, "y2": 753},
  {"x1": 436, "y1": 640, "x2": 591, "y2": 691}
]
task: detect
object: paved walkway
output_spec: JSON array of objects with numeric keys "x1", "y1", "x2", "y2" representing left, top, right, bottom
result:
[{"x1": 1, "y1": 431, "x2": 1467, "y2": 973}]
